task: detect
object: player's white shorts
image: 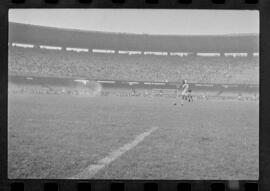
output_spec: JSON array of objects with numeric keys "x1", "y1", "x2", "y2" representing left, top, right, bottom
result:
[{"x1": 181, "y1": 90, "x2": 188, "y2": 96}]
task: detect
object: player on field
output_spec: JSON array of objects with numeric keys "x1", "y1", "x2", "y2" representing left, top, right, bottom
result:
[
  {"x1": 174, "y1": 79, "x2": 189, "y2": 106},
  {"x1": 181, "y1": 80, "x2": 189, "y2": 106}
]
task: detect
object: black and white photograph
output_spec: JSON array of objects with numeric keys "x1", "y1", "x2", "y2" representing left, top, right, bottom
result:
[{"x1": 8, "y1": 9, "x2": 259, "y2": 180}]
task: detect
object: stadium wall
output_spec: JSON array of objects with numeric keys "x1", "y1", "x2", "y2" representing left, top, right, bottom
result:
[{"x1": 8, "y1": 75, "x2": 259, "y2": 98}]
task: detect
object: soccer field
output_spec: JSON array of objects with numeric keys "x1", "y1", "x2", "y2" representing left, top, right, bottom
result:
[{"x1": 8, "y1": 94, "x2": 259, "y2": 180}]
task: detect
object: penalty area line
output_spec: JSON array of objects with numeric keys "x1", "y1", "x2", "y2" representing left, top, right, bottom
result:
[{"x1": 70, "y1": 126, "x2": 159, "y2": 179}]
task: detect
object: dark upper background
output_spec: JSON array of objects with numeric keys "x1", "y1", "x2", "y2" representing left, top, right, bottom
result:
[{"x1": 9, "y1": 22, "x2": 259, "y2": 53}]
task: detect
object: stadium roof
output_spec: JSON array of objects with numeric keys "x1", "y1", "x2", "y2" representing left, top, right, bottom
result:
[{"x1": 9, "y1": 22, "x2": 259, "y2": 53}]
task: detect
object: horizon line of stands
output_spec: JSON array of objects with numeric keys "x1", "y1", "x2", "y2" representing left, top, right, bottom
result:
[{"x1": 9, "y1": 42, "x2": 259, "y2": 58}]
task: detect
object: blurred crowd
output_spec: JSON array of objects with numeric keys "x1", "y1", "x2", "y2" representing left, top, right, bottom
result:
[{"x1": 9, "y1": 47, "x2": 259, "y2": 84}]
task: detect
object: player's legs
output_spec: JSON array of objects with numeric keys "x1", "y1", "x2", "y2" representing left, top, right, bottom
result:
[
  {"x1": 180, "y1": 91, "x2": 187, "y2": 106},
  {"x1": 180, "y1": 95, "x2": 184, "y2": 106},
  {"x1": 174, "y1": 89, "x2": 188, "y2": 106}
]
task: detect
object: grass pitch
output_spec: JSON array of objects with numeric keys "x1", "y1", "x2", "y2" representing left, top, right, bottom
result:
[{"x1": 8, "y1": 94, "x2": 258, "y2": 179}]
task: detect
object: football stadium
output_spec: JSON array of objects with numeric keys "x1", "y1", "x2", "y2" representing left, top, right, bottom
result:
[{"x1": 8, "y1": 22, "x2": 259, "y2": 179}]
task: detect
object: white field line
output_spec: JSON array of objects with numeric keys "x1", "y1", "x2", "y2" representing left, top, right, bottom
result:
[{"x1": 70, "y1": 126, "x2": 159, "y2": 179}]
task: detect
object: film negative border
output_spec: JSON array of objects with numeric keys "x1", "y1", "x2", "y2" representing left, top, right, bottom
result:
[
  {"x1": 0, "y1": 1, "x2": 269, "y2": 191},
  {"x1": 2, "y1": 180, "x2": 260, "y2": 191},
  {"x1": 5, "y1": 0, "x2": 259, "y2": 9},
  {"x1": 7, "y1": 0, "x2": 260, "y2": 4}
]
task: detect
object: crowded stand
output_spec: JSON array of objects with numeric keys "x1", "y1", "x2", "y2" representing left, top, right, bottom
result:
[{"x1": 9, "y1": 46, "x2": 259, "y2": 84}]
